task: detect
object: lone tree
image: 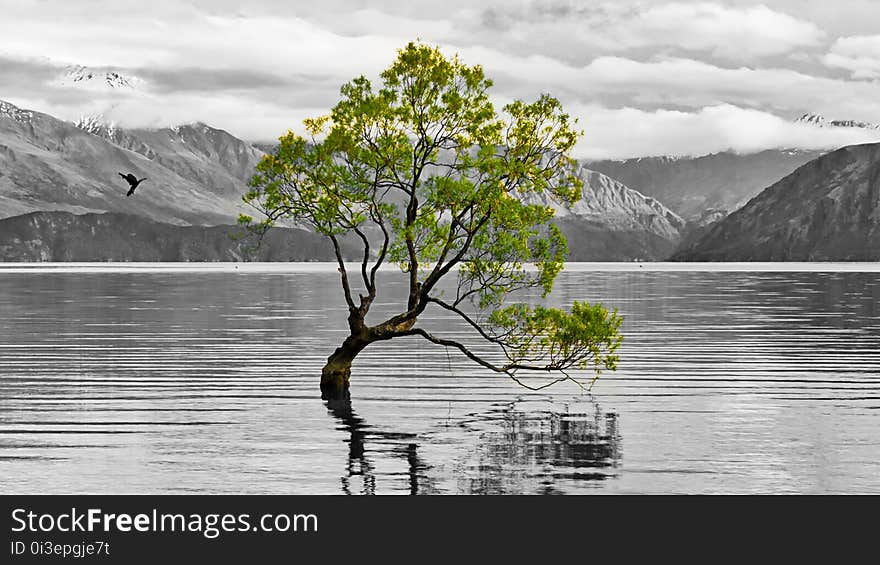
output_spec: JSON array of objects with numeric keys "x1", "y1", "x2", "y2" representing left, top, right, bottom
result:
[{"x1": 243, "y1": 42, "x2": 623, "y2": 397}]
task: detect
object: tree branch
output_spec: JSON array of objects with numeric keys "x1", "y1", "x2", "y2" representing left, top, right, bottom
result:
[
  {"x1": 352, "y1": 226, "x2": 372, "y2": 295},
  {"x1": 329, "y1": 233, "x2": 356, "y2": 310},
  {"x1": 398, "y1": 328, "x2": 574, "y2": 391},
  {"x1": 426, "y1": 297, "x2": 508, "y2": 346},
  {"x1": 368, "y1": 203, "x2": 390, "y2": 292},
  {"x1": 420, "y1": 211, "x2": 491, "y2": 298}
]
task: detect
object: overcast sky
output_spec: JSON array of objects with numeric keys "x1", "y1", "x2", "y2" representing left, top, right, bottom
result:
[{"x1": 3, "y1": 0, "x2": 880, "y2": 158}]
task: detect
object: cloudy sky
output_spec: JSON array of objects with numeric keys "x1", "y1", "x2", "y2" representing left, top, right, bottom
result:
[{"x1": 3, "y1": 0, "x2": 880, "y2": 158}]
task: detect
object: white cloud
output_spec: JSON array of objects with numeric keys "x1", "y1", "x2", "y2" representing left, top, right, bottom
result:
[
  {"x1": 2, "y1": 0, "x2": 880, "y2": 159},
  {"x1": 823, "y1": 35, "x2": 880, "y2": 78},
  {"x1": 442, "y1": 51, "x2": 880, "y2": 123},
  {"x1": 11, "y1": 90, "x2": 324, "y2": 142},
  {"x1": 578, "y1": 57, "x2": 880, "y2": 118},
  {"x1": 0, "y1": 10, "x2": 400, "y2": 80},
  {"x1": 629, "y1": 2, "x2": 826, "y2": 58},
  {"x1": 463, "y1": 2, "x2": 825, "y2": 62},
  {"x1": 574, "y1": 104, "x2": 880, "y2": 160}
]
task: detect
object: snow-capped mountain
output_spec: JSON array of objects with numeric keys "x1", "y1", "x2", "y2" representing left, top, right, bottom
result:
[
  {"x1": 46, "y1": 64, "x2": 147, "y2": 142},
  {"x1": 75, "y1": 118, "x2": 266, "y2": 198},
  {"x1": 54, "y1": 65, "x2": 143, "y2": 90},
  {"x1": 796, "y1": 113, "x2": 880, "y2": 130},
  {"x1": 0, "y1": 99, "x2": 253, "y2": 225},
  {"x1": 74, "y1": 113, "x2": 120, "y2": 140},
  {"x1": 0, "y1": 100, "x2": 34, "y2": 124}
]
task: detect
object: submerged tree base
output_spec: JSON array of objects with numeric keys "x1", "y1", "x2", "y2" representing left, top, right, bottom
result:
[
  {"x1": 322, "y1": 382, "x2": 352, "y2": 405},
  {"x1": 320, "y1": 365, "x2": 351, "y2": 400},
  {"x1": 321, "y1": 334, "x2": 374, "y2": 399},
  {"x1": 320, "y1": 343, "x2": 359, "y2": 399}
]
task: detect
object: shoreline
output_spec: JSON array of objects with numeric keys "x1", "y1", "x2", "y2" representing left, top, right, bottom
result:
[{"x1": 1, "y1": 261, "x2": 879, "y2": 273}]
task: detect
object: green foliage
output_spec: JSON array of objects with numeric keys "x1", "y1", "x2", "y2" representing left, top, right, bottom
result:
[
  {"x1": 488, "y1": 302, "x2": 623, "y2": 374},
  {"x1": 244, "y1": 41, "x2": 623, "y2": 388}
]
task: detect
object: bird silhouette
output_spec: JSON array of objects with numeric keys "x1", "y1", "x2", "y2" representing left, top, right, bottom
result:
[{"x1": 118, "y1": 172, "x2": 147, "y2": 197}]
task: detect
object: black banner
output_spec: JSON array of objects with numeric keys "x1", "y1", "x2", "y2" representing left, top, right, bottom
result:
[{"x1": 0, "y1": 495, "x2": 875, "y2": 563}]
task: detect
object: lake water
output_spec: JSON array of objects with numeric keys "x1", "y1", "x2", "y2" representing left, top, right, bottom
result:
[{"x1": 1, "y1": 263, "x2": 878, "y2": 494}]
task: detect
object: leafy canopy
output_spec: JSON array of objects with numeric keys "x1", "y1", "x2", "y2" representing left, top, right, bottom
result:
[{"x1": 243, "y1": 41, "x2": 622, "y2": 389}]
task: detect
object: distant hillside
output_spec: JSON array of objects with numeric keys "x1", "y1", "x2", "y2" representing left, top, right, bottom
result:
[
  {"x1": 0, "y1": 99, "x2": 253, "y2": 225},
  {"x1": 529, "y1": 166, "x2": 686, "y2": 261},
  {"x1": 80, "y1": 120, "x2": 264, "y2": 198},
  {"x1": 0, "y1": 211, "x2": 359, "y2": 262},
  {"x1": 673, "y1": 208, "x2": 729, "y2": 256},
  {"x1": 672, "y1": 143, "x2": 880, "y2": 261},
  {"x1": 587, "y1": 149, "x2": 824, "y2": 219}
]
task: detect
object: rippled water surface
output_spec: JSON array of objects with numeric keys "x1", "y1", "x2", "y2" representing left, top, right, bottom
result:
[{"x1": 1, "y1": 264, "x2": 878, "y2": 494}]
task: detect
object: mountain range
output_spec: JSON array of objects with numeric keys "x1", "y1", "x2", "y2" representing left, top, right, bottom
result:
[
  {"x1": 587, "y1": 149, "x2": 826, "y2": 220},
  {"x1": 673, "y1": 142, "x2": 880, "y2": 261},
  {"x1": 528, "y1": 167, "x2": 686, "y2": 261},
  {"x1": 587, "y1": 113, "x2": 880, "y2": 221},
  {"x1": 0, "y1": 99, "x2": 256, "y2": 225},
  {"x1": 0, "y1": 99, "x2": 688, "y2": 261},
  {"x1": 3, "y1": 97, "x2": 879, "y2": 262}
]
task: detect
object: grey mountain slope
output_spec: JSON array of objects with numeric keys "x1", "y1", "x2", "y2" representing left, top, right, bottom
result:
[
  {"x1": 587, "y1": 149, "x2": 825, "y2": 219},
  {"x1": 527, "y1": 166, "x2": 686, "y2": 260},
  {"x1": 87, "y1": 121, "x2": 265, "y2": 197},
  {"x1": 675, "y1": 208, "x2": 729, "y2": 254},
  {"x1": 0, "y1": 99, "x2": 252, "y2": 225},
  {"x1": 0, "y1": 211, "x2": 361, "y2": 262},
  {"x1": 672, "y1": 142, "x2": 880, "y2": 261}
]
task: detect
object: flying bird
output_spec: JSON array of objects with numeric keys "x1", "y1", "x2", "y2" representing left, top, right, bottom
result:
[{"x1": 118, "y1": 172, "x2": 147, "y2": 197}]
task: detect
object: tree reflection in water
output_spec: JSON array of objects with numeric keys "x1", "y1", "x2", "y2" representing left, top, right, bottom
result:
[
  {"x1": 457, "y1": 399, "x2": 622, "y2": 494},
  {"x1": 325, "y1": 392, "x2": 621, "y2": 495},
  {"x1": 324, "y1": 392, "x2": 435, "y2": 495}
]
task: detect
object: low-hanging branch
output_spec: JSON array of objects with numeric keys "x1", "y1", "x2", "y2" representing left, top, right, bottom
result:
[{"x1": 241, "y1": 41, "x2": 624, "y2": 396}]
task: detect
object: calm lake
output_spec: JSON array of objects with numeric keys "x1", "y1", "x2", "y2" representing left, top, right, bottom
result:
[{"x1": 1, "y1": 263, "x2": 879, "y2": 494}]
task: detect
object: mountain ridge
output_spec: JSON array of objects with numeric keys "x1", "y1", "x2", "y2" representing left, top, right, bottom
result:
[
  {"x1": 0, "y1": 211, "x2": 357, "y2": 262},
  {"x1": 0, "y1": 98, "x2": 255, "y2": 225},
  {"x1": 587, "y1": 149, "x2": 826, "y2": 219},
  {"x1": 795, "y1": 113, "x2": 880, "y2": 130},
  {"x1": 672, "y1": 142, "x2": 880, "y2": 261},
  {"x1": 526, "y1": 166, "x2": 686, "y2": 260}
]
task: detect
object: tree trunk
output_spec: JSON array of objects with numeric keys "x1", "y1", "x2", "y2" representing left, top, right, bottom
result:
[{"x1": 321, "y1": 335, "x2": 369, "y2": 399}]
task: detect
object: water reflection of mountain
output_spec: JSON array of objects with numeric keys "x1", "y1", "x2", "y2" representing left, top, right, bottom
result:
[{"x1": 456, "y1": 401, "x2": 622, "y2": 494}]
